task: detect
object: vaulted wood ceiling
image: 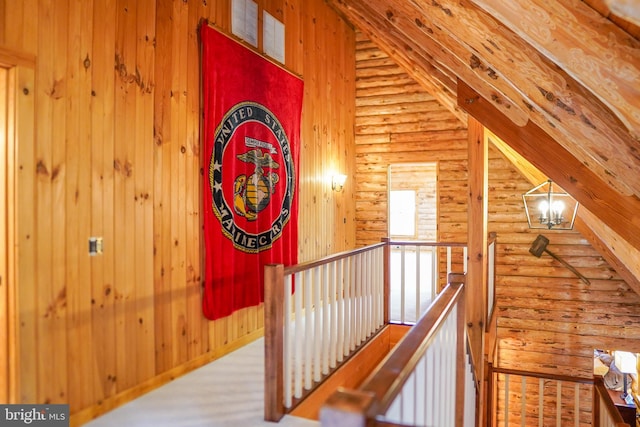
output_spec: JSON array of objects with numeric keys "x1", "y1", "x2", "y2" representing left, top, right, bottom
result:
[{"x1": 327, "y1": 0, "x2": 640, "y2": 291}]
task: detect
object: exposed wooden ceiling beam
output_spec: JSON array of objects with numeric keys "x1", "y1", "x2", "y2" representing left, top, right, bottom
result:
[
  {"x1": 326, "y1": 0, "x2": 529, "y2": 125},
  {"x1": 329, "y1": 0, "x2": 640, "y2": 198},
  {"x1": 410, "y1": 0, "x2": 640, "y2": 198},
  {"x1": 457, "y1": 79, "x2": 640, "y2": 254},
  {"x1": 469, "y1": 0, "x2": 640, "y2": 140}
]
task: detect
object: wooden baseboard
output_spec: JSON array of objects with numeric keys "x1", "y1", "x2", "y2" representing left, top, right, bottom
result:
[{"x1": 69, "y1": 328, "x2": 264, "y2": 427}]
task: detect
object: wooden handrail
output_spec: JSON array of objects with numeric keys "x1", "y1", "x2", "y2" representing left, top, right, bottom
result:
[
  {"x1": 321, "y1": 277, "x2": 467, "y2": 426},
  {"x1": 386, "y1": 240, "x2": 467, "y2": 248},
  {"x1": 487, "y1": 366, "x2": 630, "y2": 427},
  {"x1": 285, "y1": 239, "x2": 468, "y2": 276},
  {"x1": 284, "y1": 243, "x2": 386, "y2": 275},
  {"x1": 360, "y1": 281, "x2": 465, "y2": 416},
  {"x1": 490, "y1": 366, "x2": 595, "y2": 385},
  {"x1": 594, "y1": 376, "x2": 631, "y2": 427}
]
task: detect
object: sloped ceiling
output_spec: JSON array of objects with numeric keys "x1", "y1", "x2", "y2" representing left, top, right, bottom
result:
[{"x1": 327, "y1": 0, "x2": 640, "y2": 289}]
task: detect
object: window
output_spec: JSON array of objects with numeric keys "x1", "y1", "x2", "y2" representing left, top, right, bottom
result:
[{"x1": 390, "y1": 190, "x2": 416, "y2": 237}]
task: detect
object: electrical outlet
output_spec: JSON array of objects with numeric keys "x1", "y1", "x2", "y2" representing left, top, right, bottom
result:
[{"x1": 89, "y1": 237, "x2": 104, "y2": 256}]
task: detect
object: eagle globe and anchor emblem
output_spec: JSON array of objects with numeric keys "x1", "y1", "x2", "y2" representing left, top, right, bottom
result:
[
  {"x1": 233, "y1": 148, "x2": 280, "y2": 221},
  {"x1": 210, "y1": 101, "x2": 295, "y2": 253}
]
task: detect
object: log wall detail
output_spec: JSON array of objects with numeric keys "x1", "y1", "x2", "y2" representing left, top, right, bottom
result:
[{"x1": 354, "y1": 33, "x2": 640, "y2": 416}]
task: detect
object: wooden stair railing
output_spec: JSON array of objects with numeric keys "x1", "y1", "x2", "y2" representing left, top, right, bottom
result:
[
  {"x1": 594, "y1": 377, "x2": 632, "y2": 427},
  {"x1": 486, "y1": 365, "x2": 631, "y2": 427},
  {"x1": 264, "y1": 243, "x2": 387, "y2": 421},
  {"x1": 320, "y1": 273, "x2": 468, "y2": 426}
]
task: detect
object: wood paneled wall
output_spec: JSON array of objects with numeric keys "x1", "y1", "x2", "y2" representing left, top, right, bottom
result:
[
  {"x1": 354, "y1": 33, "x2": 468, "y2": 247},
  {"x1": 355, "y1": 31, "x2": 640, "y2": 390},
  {"x1": 1, "y1": 0, "x2": 355, "y2": 422}
]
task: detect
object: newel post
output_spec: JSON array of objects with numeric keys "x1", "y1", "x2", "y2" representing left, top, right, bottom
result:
[
  {"x1": 449, "y1": 272, "x2": 467, "y2": 427},
  {"x1": 320, "y1": 388, "x2": 377, "y2": 427},
  {"x1": 264, "y1": 263, "x2": 285, "y2": 421}
]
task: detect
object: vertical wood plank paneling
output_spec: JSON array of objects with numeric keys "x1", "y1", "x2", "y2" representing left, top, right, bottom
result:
[
  {"x1": 153, "y1": 0, "x2": 174, "y2": 374},
  {"x1": 135, "y1": 0, "x2": 156, "y2": 384},
  {"x1": 0, "y1": 67, "x2": 8, "y2": 405},
  {"x1": 0, "y1": 0, "x2": 5, "y2": 45},
  {"x1": 14, "y1": 66, "x2": 35, "y2": 405},
  {"x1": 38, "y1": 0, "x2": 70, "y2": 406},
  {"x1": 90, "y1": 0, "x2": 117, "y2": 403},
  {"x1": 114, "y1": 0, "x2": 137, "y2": 393},
  {"x1": 185, "y1": 0, "x2": 205, "y2": 361},
  {"x1": 170, "y1": 0, "x2": 188, "y2": 367},
  {"x1": 4, "y1": 0, "x2": 356, "y2": 420},
  {"x1": 66, "y1": 0, "x2": 95, "y2": 412},
  {"x1": 298, "y1": 0, "x2": 355, "y2": 261}
]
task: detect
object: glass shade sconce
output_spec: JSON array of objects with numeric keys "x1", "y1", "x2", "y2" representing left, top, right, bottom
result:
[{"x1": 332, "y1": 174, "x2": 347, "y2": 192}]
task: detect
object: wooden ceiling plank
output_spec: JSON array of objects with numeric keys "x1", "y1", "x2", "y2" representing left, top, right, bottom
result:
[
  {"x1": 469, "y1": 0, "x2": 640, "y2": 140},
  {"x1": 457, "y1": 78, "x2": 640, "y2": 252},
  {"x1": 408, "y1": 0, "x2": 640, "y2": 197},
  {"x1": 360, "y1": 0, "x2": 531, "y2": 125},
  {"x1": 328, "y1": 0, "x2": 530, "y2": 126}
]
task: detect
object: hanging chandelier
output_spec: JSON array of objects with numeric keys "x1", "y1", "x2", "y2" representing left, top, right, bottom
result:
[{"x1": 522, "y1": 180, "x2": 579, "y2": 230}]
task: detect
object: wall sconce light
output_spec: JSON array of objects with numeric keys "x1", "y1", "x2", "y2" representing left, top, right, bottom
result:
[
  {"x1": 522, "y1": 180, "x2": 578, "y2": 230},
  {"x1": 614, "y1": 350, "x2": 637, "y2": 401},
  {"x1": 332, "y1": 174, "x2": 347, "y2": 192}
]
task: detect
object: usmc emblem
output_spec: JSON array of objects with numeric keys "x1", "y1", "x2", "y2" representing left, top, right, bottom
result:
[{"x1": 210, "y1": 101, "x2": 294, "y2": 253}]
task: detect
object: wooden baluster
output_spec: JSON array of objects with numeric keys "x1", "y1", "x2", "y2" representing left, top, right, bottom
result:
[
  {"x1": 294, "y1": 271, "x2": 303, "y2": 399},
  {"x1": 322, "y1": 263, "x2": 330, "y2": 375},
  {"x1": 304, "y1": 269, "x2": 313, "y2": 390},
  {"x1": 284, "y1": 274, "x2": 292, "y2": 407},
  {"x1": 415, "y1": 246, "x2": 421, "y2": 322}
]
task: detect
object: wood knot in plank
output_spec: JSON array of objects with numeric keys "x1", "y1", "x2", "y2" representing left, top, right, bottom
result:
[
  {"x1": 113, "y1": 159, "x2": 133, "y2": 177},
  {"x1": 537, "y1": 86, "x2": 576, "y2": 115},
  {"x1": 385, "y1": 9, "x2": 394, "y2": 21},
  {"x1": 44, "y1": 286, "x2": 67, "y2": 319},
  {"x1": 579, "y1": 113, "x2": 596, "y2": 130},
  {"x1": 431, "y1": 0, "x2": 452, "y2": 17},
  {"x1": 46, "y1": 79, "x2": 64, "y2": 99},
  {"x1": 114, "y1": 54, "x2": 154, "y2": 93},
  {"x1": 36, "y1": 160, "x2": 50, "y2": 177}
]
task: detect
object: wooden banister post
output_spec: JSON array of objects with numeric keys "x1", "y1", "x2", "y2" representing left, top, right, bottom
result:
[
  {"x1": 486, "y1": 362, "x2": 494, "y2": 427},
  {"x1": 382, "y1": 238, "x2": 390, "y2": 325},
  {"x1": 264, "y1": 263, "x2": 285, "y2": 421},
  {"x1": 447, "y1": 273, "x2": 467, "y2": 427}
]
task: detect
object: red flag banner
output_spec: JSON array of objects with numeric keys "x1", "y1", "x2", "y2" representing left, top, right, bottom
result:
[{"x1": 200, "y1": 24, "x2": 303, "y2": 320}]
